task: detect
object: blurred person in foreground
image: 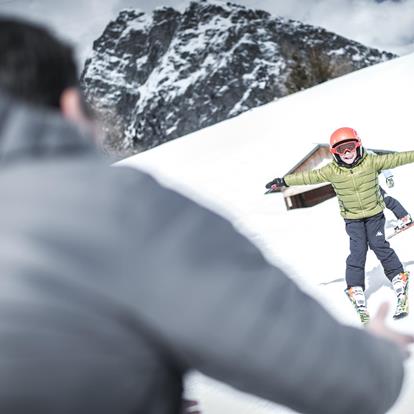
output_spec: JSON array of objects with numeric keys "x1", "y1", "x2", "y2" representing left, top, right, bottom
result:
[{"x1": 0, "y1": 17, "x2": 413, "y2": 414}]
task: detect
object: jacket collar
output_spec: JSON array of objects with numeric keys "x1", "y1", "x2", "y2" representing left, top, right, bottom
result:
[{"x1": 0, "y1": 93, "x2": 96, "y2": 165}]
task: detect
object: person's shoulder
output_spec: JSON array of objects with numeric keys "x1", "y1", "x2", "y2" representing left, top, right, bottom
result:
[
  {"x1": 107, "y1": 165, "x2": 190, "y2": 208},
  {"x1": 320, "y1": 161, "x2": 336, "y2": 172},
  {"x1": 105, "y1": 164, "x2": 157, "y2": 196}
]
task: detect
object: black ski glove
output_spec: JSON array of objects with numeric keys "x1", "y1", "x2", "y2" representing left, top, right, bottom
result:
[{"x1": 265, "y1": 177, "x2": 287, "y2": 189}]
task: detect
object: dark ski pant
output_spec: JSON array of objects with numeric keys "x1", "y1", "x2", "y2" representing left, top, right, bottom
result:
[
  {"x1": 344, "y1": 212, "x2": 403, "y2": 289},
  {"x1": 380, "y1": 186, "x2": 408, "y2": 219}
]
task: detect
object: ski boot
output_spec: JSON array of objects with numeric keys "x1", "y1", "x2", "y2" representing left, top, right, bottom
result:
[
  {"x1": 394, "y1": 214, "x2": 413, "y2": 231},
  {"x1": 345, "y1": 286, "x2": 370, "y2": 325},
  {"x1": 392, "y1": 271, "x2": 409, "y2": 319}
]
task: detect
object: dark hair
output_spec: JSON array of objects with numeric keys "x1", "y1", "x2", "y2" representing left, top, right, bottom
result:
[{"x1": 0, "y1": 18, "x2": 79, "y2": 109}]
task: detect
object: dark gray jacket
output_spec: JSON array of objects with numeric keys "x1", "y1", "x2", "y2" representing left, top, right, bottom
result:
[{"x1": 0, "y1": 95, "x2": 404, "y2": 414}]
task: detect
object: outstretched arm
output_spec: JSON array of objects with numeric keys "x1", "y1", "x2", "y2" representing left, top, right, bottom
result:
[
  {"x1": 265, "y1": 164, "x2": 332, "y2": 191},
  {"x1": 373, "y1": 151, "x2": 414, "y2": 171},
  {"x1": 284, "y1": 164, "x2": 331, "y2": 186}
]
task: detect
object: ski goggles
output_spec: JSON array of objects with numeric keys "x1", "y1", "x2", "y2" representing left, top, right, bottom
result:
[{"x1": 331, "y1": 140, "x2": 360, "y2": 155}]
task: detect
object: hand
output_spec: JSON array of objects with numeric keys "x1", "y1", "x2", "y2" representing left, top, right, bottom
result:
[
  {"x1": 182, "y1": 399, "x2": 201, "y2": 414},
  {"x1": 265, "y1": 177, "x2": 286, "y2": 189},
  {"x1": 386, "y1": 176, "x2": 394, "y2": 188},
  {"x1": 367, "y1": 302, "x2": 414, "y2": 358}
]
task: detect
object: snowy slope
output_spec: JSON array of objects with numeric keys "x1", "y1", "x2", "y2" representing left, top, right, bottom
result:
[{"x1": 118, "y1": 53, "x2": 414, "y2": 413}]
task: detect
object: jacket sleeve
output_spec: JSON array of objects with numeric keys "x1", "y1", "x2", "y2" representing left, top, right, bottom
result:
[
  {"x1": 284, "y1": 164, "x2": 331, "y2": 186},
  {"x1": 372, "y1": 151, "x2": 414, "y2": 171},
  {"x1": 120, "y1": 173, "x2": 404, "y2": 414}
]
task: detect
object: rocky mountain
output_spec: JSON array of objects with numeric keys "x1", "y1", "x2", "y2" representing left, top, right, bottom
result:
[{"x1": 80, "y1": 0, "x2": 396, "y2": 156}]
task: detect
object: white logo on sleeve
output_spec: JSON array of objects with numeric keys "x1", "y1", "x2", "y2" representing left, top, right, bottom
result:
[{"x1": 376, "y1": 231, "x2": 383, "y2": 237}]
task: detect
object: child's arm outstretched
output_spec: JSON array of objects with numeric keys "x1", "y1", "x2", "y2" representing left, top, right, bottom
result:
[
  {"x1": 265, "y1": 164, "x2": 331, "y2": 190},
  {"x1": 373, "y1": 151, "x2": 414, "y2": 171}
]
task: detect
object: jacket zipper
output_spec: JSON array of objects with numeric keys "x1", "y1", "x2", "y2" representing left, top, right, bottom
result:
[{"x1": 350, "y1": 169, "x2": 366, "y2": 217}]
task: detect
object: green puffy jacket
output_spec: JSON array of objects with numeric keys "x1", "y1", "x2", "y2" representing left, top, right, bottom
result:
[{"x1": 284, "y1": 150, "x2": 414, "y2": 219}]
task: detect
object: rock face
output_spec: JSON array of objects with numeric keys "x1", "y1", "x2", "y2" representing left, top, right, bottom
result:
[{"x1": 80, "y1": 0, "x2": 395, "y2": 156}]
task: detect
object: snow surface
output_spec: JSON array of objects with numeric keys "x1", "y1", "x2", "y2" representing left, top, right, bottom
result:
[{"x1": 118, "y1": 53, "x2": 414, "y2": 413}]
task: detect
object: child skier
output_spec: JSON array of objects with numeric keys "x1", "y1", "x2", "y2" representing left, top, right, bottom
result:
[{"x1": 265, "y1": 127, "x2": 413, "y2": 324}]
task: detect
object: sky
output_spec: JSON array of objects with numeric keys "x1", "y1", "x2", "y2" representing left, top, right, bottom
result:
[
  {"x1": 1, "y1": 0, "x2": 414, "y2": 66},
  {"x1": 118, "y1": 52, "x2": 414, "y2": 413}
]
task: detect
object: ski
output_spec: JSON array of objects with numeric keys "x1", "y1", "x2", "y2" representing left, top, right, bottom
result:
[{"x1": 387, "y1": 222, "x2": 414, "y2": 239}]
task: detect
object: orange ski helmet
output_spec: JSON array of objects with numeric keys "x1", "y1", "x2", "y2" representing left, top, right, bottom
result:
[
  {"x1": 329, "y1": 127, "x2": 361, "y2": 154},
  {"x1": 329, "y1": 127, "x2": 364, "y2": 166}
]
